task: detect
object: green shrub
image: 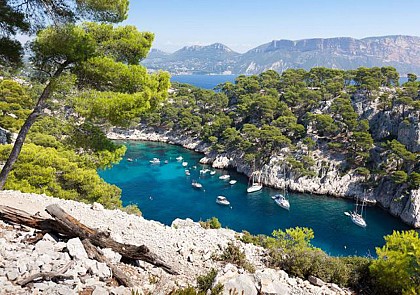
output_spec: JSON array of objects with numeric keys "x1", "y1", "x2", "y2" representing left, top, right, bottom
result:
[
  {"x1": 370, "y1": 230, "x2": 420, "y2": 295},
  {"x1": 196, "y1": 268, "x2": 223, "y2": 295},
  {"x1": 392, "y1": 170, "x2": 408, "y2": 184},
  {"x1": 215, "y1": 242, "x2": 255, "y2": 273},
  {"x1": 199, "y1": 217, "x2": 221, "y2": 229},
  {"x1": 121, "y1": 204, "x2": 142, "y2": 216},
  {"x1": 354, "y1": 167, "x2": 370, "y2": 178}
]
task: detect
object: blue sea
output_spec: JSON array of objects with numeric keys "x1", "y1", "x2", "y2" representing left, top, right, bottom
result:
[
  {"x1": 171, "y1": 75, "x2": 412, "y2": 90},
  {"x1": 99, "y1": 141, "x2": 412, "y2": 257},
  {"x1": 171, "y1": 75, "x2": 236, "y2": 89}
]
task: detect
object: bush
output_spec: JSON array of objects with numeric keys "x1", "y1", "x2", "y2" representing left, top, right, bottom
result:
[
  {"x1": 168, "y1": 269, "x2": 223, "y2": 295},
  {"x1": 354, "y1": 167, "x2": 370, "y2": 178},
  {"x1": 215, "y1": 242, "x2": 255, "y2": 273},
  {"x1": 370, "y1": 230, "x2": 420, "y2": 294},
  {"x1": 121, "y1": 204, "x2": 142, "y2": 216},
  {"x1": 196, "y1": 268, "x2": 223, "y2": 295},
  {"x1": 199, "y1": 217, "x2": 221, "y2": 229},
  {"x1": 392, "y1": 170, "x2": 408, "y2": 184}
]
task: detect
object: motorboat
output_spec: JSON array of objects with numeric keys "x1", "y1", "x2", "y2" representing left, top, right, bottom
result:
[
  {"x1": 229, "y1": 180, "x2": 237, "y2": 185},
  {"x1": 219, "y1": 175, "x2": 230, "y2": 180},
  {"x1": 210, "y1": 170, "x2": 216, "y2": 175},
  {"x1": 182, "y1": 161, "x2": 188, "y2": 167},
  {"x1": 176, "y1": 156, "x2": 183, "y2": 161},
  {"x1": 192, "y1": 180, "x2": 203, "y2": 189},
  {"x1": 272, "y1": 194, "x2": 290, "y2": 210},
  {"x1": 149, "y1": 158, "x2": 160, "y2": 164},
  {"x1": 127, "y1": 158, "x2": 133, "y2": 162},
  {"x1": 185, "y1": 169, "x2": 190, "y2": 176},
  {"x1": 216, "y1": 196, "x2": 230, "y2": 206}
]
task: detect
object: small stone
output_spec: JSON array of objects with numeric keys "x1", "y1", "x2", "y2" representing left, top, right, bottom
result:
[
  {"x1": 92, "y1": 286, "x2": 109, "y2": 295},
  {"x1": 92, "y1": 202, "x2": 104, "y2": 211},
  {"x1": 330, "y1": 283, "x2": 343, "y2": 293},
  {"x1": 89, "y1": 262, "x2": 111, "y2": 279},
  {"x1": 34, "y1": 240, "x2": 55, "y2": 254},
  {"x1": 102, "y1": 248, "x2": 122, "y2": 263},
  {"x1": 33, "y1": 282, "x2": 49, "y2": 290},
  {"x1": 308, "y1": 275, "x2": 325, "y2": 287},
  {"x1": 55, "y1": 242, "x2": 67, "y2": 252},
  {"x1": 6, "y1": 269, "x2": 19, "y2": 281},
  {"x1": 42, "y1": 233, "x2": 58, "y2": 243},
  {"x1": 66, "y1": 238, "x2": 88, "y2": 260},
  {"x1": 55, "y1": 285, "x2": 74, "y2": 295},
  {"x1": 17, "y1": 262, "x2": 28, "y2": 275},
  {"x1": 110, "y1": 286, "x2": 130, "y2": 295}
]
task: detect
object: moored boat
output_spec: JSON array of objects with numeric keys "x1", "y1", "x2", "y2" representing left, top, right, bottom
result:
[
  {"x1": 192, "y1": 180, "x2": 203, "y2": 189},
  {"x1": 216, "y1": 195, "x2": 230, "y2": 206},
  {"x1": 149, "y1": 158, "x2": 160, "y2": 164}
]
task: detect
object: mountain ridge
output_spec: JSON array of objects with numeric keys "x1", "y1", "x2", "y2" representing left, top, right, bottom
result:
[{"x1": 142, "y1": 35, "x2": 420, "y2": 75}]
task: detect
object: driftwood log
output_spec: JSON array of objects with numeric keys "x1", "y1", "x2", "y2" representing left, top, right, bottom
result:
[
  {"x1": 0, "y1": 204, "x2": 178, "y2": 276},
  {"x1": 0, "y1": 205, "x2": 74, "y2": 237},
  {"x1": 82, "y1": 239, "x2": 134, "y2": 287},
  {"x1": 45, "y1": 204, "x2": 178, "y2": 275},
  {"x1": 16, "y1": 261, "x2": 74, "y2": 286}
]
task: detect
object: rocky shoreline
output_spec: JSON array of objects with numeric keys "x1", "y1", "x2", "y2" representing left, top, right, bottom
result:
[
  {"x1": 107, "y1": 127, "x2": 420, "y2": 228},
  {"x1": 0, "y1": 190, "x2": 350, "y2": 294}
]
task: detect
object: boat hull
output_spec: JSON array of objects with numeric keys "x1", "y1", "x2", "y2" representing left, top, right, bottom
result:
[{"x1": 247, "y1": 184, "x2": 262, "y2": 193}]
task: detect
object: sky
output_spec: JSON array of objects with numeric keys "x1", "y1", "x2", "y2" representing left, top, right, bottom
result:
[{"x1": 125, "y1": 0, "x2": 420, "y2": 53}]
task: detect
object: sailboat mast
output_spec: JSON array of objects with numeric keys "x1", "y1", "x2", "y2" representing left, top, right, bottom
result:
[{"x1": 283, "y1": 165, "x2": 286, "y2": 196}]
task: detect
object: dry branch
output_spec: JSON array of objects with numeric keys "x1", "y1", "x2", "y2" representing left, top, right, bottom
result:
[
  {"x1": 16, "y1": 261, "x2": 74, "y2": 286},
  {"x1": 82, "y1": 239, "x2": 134, "y2": 287},
  {"x1": 45, "y1": 204, "x2": 178, "y2": 275}
]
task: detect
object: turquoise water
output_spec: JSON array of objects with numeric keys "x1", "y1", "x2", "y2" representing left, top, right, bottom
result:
[{"x1": 99, "y1": 141, "x2": 411, "y2": 257}]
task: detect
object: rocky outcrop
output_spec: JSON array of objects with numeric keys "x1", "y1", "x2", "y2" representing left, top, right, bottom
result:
[
  {"x1": 0, "y1": 190, "x2": 350, "y2": 294},
  {"x1": 0, "y1": 126, "x2": 11, "y2": 144}
]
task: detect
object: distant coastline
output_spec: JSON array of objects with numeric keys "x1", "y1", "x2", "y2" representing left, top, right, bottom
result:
[{"x1": 171, "y1": 74, "x2": 236, "y2": 89}]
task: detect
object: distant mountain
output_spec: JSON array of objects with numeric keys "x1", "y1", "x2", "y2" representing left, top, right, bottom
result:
[
  {"x1": 143, "y1": 43, "x2": 240, "y2": 75},
  {"x1": 141, "y1": 36, "x2": 420, "y2": 75}
]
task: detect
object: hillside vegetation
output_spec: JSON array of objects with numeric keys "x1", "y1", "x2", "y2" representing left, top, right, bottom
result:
[{"x1": 143, "y1": 67, "x2": 420, "y2": 193}]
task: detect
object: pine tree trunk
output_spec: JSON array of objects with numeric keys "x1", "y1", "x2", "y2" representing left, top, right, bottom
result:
[{"x1": 0, "y1": 64, "x2": 68, "y2": 189}]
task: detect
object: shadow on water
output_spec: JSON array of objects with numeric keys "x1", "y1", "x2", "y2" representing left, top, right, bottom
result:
[{"x1": 99, "y1": 141, "x2": 412, "y2": 257}]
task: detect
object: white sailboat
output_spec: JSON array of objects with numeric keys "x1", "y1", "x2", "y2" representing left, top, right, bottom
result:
[
  {"x1": 272, "y1": 165, "x2": 290, "y2": 210},
  {"x1": 351, "y1": 197, "x2": 367, "y2": 228},
  {"x1": 247, "y1": 170, "x2": 262, "y2": 193}
]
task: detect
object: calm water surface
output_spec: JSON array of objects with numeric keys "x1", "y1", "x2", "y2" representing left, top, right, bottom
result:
[{"x1": 99, "y1": 141, "x2": 411, "y2": 257}]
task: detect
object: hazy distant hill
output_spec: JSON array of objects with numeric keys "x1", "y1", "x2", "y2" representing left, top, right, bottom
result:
[
  {"x1": 144, "y1": 43, "x2": 240, "y2": 75},
  {"x1": 142, "y1": 35, "x2": 420, "y2": 75}
]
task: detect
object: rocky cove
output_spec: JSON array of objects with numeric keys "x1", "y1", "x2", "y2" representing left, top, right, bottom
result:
[
  {"x1": 0, "y1": 190, "x2": 350, "y2": 294},
  {"x1": 107, "y1": 124, "x2": 420, "y2": 229}
]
